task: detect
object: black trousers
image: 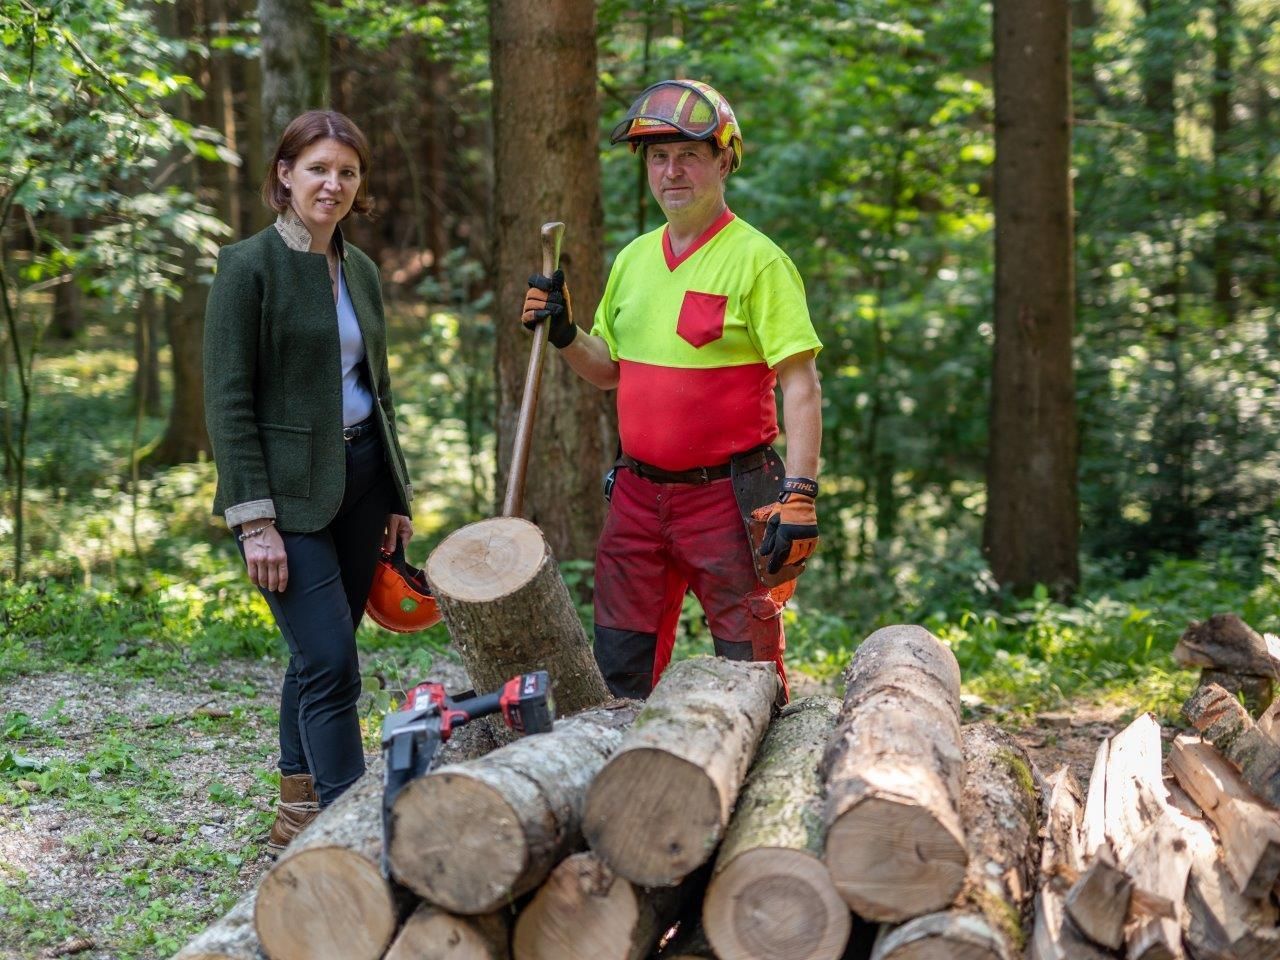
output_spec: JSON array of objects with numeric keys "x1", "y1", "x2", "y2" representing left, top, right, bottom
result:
[{"x1": 244, "y1": 427, "x2": 396, "y2": 806}]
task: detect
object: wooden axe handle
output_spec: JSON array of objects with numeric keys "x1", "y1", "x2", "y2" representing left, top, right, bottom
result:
[{"x1": 502, "y1": 221, "x2": 565, "y2": 518}]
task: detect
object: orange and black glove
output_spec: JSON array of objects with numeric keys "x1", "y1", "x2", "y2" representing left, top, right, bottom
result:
[
  {"x1": 522, "y1": 270, "x2": 577, "y2": 349},
  {"x1": 756, "y1": 477, "x2": 819, "y2": 574}
]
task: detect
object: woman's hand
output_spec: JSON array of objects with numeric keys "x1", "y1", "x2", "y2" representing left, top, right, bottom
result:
[
  {"x1": 243, "y1": 524, "x2": 289, "y2": 592},
  {"x1": 383, "y1": 514, "x2": 413, "y2": 553}
]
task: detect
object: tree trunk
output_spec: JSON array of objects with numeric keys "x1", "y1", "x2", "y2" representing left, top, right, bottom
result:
[
  {"x1": 384, "y1": 904, "x2": 512, "y2": 960},
  {"x1": 583, "y1": 657, "x2": 778, "y2": 888},
  {"x1": 512, "y1": 852, "x2": 700, "y2": 960},
  {"x1": 985, "y1": 0, "x2": 1079, "y2": 598},
  {"x1": 254, "y1": 769, "x2": 411, "y2": 960},
  {"x1": 134, "y1": 291, "x2": 163, "y2": 417},
  {"x1": 258, "y1": 0, "x2": 328, "y2": 148},
  {"x1": 387, "y1": 702, "x2": 640, "y2": 914},
  {"x1": 821, "y1": 625, "x2": 967, "y2": 922},
  {"x1": 870, "y1": 724, "x2": 1039, "y2": 960},
  {"x1": 1031, "y1": 767, "x2": 1111, "y2": 960},
  {"x1": 173, "y1": 887, "x2": 266, "y2": 960},
  {"x1": 489, "y1": 0, "x2": 612, "y2": 563},
  {"x1": 1211, "y1": 0, "x2": 1237, "y2": 321},
  {"x1": 424, "y1": 516, "x2": 609, "y2": 714},
  {"x1": 1182, "y1": 682, "x2": 1280, "y2": 807},
  {"x1": 703, "y1": 696, "x2": 850, "y2": 960},
  {"x1": 1168, "y1": 735, "x2": 1280, "y2": 899}
]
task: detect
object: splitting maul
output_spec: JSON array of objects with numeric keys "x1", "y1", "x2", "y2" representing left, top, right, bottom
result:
[{"x1": 380, "y1": 670, "x2": 554, "y2": 876}]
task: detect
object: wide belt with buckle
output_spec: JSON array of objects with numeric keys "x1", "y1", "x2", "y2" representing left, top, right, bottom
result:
[
  {"x1": 621, "y1": 447, "x2": 769, "y2": 485},
  {"x1": 343, "y1": 419, "x2": 376, "y2": 442}
]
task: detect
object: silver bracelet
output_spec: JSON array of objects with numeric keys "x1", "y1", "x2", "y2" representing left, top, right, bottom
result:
[{"x1": 238, "y1": 519, "x2": 276, "y2": 543}]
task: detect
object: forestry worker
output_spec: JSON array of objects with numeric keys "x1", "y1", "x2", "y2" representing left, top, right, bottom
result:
[{"x1": 521, "y1": 79, "x2": 823, "y2": 703}]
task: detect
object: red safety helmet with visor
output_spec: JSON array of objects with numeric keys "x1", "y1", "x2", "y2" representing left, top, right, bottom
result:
[{"x1": 609, "y1": 80, "x2": 743, "y2": 172}]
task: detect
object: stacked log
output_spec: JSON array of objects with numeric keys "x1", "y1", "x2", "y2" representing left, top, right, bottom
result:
[
  {"x1": 821, "y1": 625, "x2": 968, "y2": 923},
  {"x1": 869, "y1": 723, "x2": 1040, "y2": 960},
  {"x1": 582, "y1": 656, "x2": 778, "y2": 888},
  {"x1": 1175, "y1": 614, "x2": 1278, "y2": 715},
  {"x1": 702, "y1": 696, "x2": 850, "y2": 960},
  {"x1": 387, "y1": 702, "x2": 640, "y2": 913},
  {"x1": 1183, "y1": 682, "x2": 1280, "y2": 807},
  {"x1": 383, "y1": 904, "x2": 511, "y2": 960},
  {"x1": 172, "y1": 887, "x2": 264, "y2": 960}
]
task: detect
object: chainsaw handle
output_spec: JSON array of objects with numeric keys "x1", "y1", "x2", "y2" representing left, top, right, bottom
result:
[{"x1": 503, "y1": 221, "x2": 565, "y2": 518}]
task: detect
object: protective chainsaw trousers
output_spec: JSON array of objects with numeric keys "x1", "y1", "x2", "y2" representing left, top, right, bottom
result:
[
  {"x1": 592, "y1": 468, "x2": 788, "y2": 701},
  {"x1": 243, "y1": 427, "x2": 396, "y2": 807}
]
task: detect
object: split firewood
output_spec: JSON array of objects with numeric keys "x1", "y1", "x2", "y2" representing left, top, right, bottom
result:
[
  {"x1": 511, "y1": 851, "x2": 701, "y2": 960},
  {"x1": 1200, "y1": 670, "x2": 1275, "y2": 718},
  {"x1": 583, "y1": 657, "x2": 777, "y2": 888},
  {"x1": 1081, "y1": 737, "x2": 1110, "y2": 860},
  {"x1": 821, "y1": 625, "x2": 967, "y2": 922},
  {"x1": 869, "y1": 723, "x2": 1039, "y2": 960},
  {"x1": 702, "y1": 696, "x2": 850, "y2": 960},
  {"x1": 1169, "y1": 735, "x2": 1280, "y2": 899},
  {"x1": 172, "y1": 887, "x2": 265, "y2": 960},
  {"x1": 1030, "y1": 766, "x2": 1111, "y2": 960},
  {"x1": 1257, "y1": 694, "x2": 1280, "y2": 745},
  {"x1": 389, "y1": 702, "x2": 641, "y2": 914},
  {"x1": 426, "y1": 516, "x2": 610, "y2": 716},
  {"x1": 254, "y1": 768, "x2": 415, "y2": 960},
  {"x1": 1183, "y1": 819, "x2": 1280, "y2": 960},
  {"x1": 1183, "y1": 682, "x2": 1280, "y2": 808},
  {"x1": 383, "y1": 903, "x2": 511, "y2": 960},
  {"x1": 1065, "y1": 853, "x2": 1132, "y2": 951}
]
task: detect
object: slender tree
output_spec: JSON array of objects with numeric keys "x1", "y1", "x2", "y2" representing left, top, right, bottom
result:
[
  {"x1": 258, "y1": 0, "x2": 328, "y2": 147},
  {"x1": 985, "y1": 0, "x2": 1080, "y2": 597},
  {"x1": 489, "y1": 0, "x2": 612, "y2": 562}
]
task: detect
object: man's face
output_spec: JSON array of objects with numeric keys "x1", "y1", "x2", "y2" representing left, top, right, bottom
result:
[{"x1": 645, "y1": 139, "x2": 730, "y2": 218}]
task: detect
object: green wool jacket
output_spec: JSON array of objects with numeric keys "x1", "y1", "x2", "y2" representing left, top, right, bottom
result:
[{"x1": 203, "y1": 218, "x2": 413, "y2": 532}]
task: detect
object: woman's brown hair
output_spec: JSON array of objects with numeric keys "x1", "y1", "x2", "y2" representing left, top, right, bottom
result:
[{"x1": 261, "y1": 110, "x2": 374, "y2": 217}]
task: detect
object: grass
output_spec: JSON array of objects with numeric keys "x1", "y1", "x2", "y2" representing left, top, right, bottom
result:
[{"x1": 5, "y1": 309, "x2": 1279, "y2": 955}]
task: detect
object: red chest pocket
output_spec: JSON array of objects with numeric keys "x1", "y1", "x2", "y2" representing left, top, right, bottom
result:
[{"x1": 676, "y1": 291, "x2": 728, "y2": 348}]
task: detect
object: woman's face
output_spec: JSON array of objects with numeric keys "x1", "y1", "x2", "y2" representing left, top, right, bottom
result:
[{"x1": 279, "y1": 137, "x2": 362, "y2": 242}]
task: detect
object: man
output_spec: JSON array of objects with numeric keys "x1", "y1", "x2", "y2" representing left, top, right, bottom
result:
[{"x1": 522, "y1": 79, "x2": 823, "y2": 701}]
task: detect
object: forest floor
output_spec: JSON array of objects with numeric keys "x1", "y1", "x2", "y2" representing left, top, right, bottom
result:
[{"x1": 0, "y1": 643, "x2": 1127, "y2": 960}]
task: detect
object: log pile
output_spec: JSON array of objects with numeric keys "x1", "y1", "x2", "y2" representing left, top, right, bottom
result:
[{"x1": 175, "y1": 615, "x2": 1280, "y2": 960}]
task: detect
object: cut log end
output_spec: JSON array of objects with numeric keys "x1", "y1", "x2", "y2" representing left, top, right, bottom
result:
[
  {"x1": 254, "y1": 846, "x2": 396, "y2": 960},
  {"x1": 384, "y1": 904, "x2": 510, "y2": 960},
  {"x1": 825, "y1": 795, "x2": 967, "y2": 921},
  {"x1": 513, "y1": 854, "x2": 643, "y2": 960},
  {"x1": 704, "y1": 847, "x2": 850, "y2": 960},
  {"x1": 585, "y1": 747, "x2": 723, "y2": 888},
  {"x1": 389, "y1": 772, "x2": 528, "y2": 913},
  {"x1": 426, "y1": 516, "x2": 548, "y2": 603}
]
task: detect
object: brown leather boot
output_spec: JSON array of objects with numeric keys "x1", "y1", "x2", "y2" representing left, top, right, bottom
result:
[{"x1": 265, "y1": 773, "x2": 320, "y2": 858}]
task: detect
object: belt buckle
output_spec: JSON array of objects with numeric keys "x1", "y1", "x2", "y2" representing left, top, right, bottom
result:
[
  {"x1": 697, "y1": 466, "x2": 710, "y2": 483},
  {"x1": 343, "y1": 425, "x2": 357, "y2": 441}
]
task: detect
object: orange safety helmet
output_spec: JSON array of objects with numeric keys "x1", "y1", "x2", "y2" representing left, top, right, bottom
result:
[
  {"x1": 365, "y1": 541, "x2": 442, "y2": 633},
  {"x1": 609, "y1": 79, "x2": 744, "y2": 172}
]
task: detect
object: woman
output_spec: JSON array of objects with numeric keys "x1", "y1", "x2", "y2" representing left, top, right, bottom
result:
[{"x1": 204, "y1": 110, "x2": 415, "y2": 856}]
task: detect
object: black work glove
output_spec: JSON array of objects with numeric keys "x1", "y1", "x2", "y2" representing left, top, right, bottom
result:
[
  {"x1": 522, "y1": 270, "x2": 577, "y2": 349},
  {"x1": 753, "y1": 477, "x2": 820, "y2": 574}
]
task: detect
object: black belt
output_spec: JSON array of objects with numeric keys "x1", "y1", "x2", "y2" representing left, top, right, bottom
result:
[
  {"x1": 343, "y1": 418, "x2": 376, "y2": 442},
  {"x1": 622, "y1": 446, "x2": 768, "y2": 485}
]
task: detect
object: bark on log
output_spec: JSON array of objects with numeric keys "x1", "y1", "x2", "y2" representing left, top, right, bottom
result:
[
  {"x1": 1199, "y1": 670, "x2": 1273, "y2": 719},
  {"x1": 1175, "y1": 614, "x2": 1278, "y2": 678},
  {"x1": 383, "y1": 903, "x2": 512, "y2": 960},
  {"x1": 1169, "y1": 735, "x2": 1280, "y2": 899},
  {"x1": 512, "y1": 851, "x2": 698, "y2": 960},
  {"x1": 703, "y1": 696, "x2": 850, "y2": 960},
  {"x1": 1183, "y1": 823, "x2": 1280, "y2": 960},
  {"x1": 821, "y1": 625, "x2": 967, "y2": 922},
  {"x1": 425, "y1": 516, "x2": 609, "y2": 715},
  {"x1": 389, "y1": 702, "x2": 641, "y2": 913},
  {"x1": 583, "y1": 657, "x2": 778, "y2": 888},
  {"x1": 1183, "y1": 682, "x2": 1280, "y2": 807},
  {"x1": 172, "y1": 887, "x2": 266, "y2": 960},
  {"x1": 1030, "y1": 767, "x2": 1111, "y2": 960},
  {"x1": 869, "y1": 723, "x2": 1039, "y2": 960},
  {"x1": 254, "y1": 768, "x2": 413, "y2": 960}
]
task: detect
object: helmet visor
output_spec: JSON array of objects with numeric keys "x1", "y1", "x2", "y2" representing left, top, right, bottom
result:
[{"x1": 609, "y1": 81, "x2": 721, "y2": 145}]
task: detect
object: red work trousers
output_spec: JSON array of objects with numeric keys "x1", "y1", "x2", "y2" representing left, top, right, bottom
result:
[{"x1": 593, "y1": 468, "x2": 788, "y2": 699}]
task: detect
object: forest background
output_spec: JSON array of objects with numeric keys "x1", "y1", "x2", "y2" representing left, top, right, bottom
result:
[{"x1": 0, "y1": 0, "x2": 1278, "y2": 954}]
